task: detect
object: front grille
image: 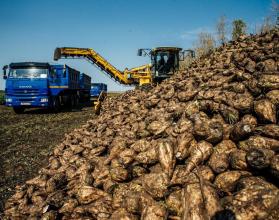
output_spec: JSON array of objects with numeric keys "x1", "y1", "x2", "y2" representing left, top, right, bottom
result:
[
  {"x1": 13, "y1": 89, "x2": 39, "y2": 96},
  {"x1": 18, "y1": 98, "x2": 34, "y2": 102}
]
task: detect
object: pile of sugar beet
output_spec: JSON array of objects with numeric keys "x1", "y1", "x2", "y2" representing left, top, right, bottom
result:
[{"x1": 4, "y1": 29, "x2": 279, "y2": 220}]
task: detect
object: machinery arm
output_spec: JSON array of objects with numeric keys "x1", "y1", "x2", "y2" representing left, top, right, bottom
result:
[
  {"x1": 124, "y1": 64, "x2": 152, "y2": 85},
  {"x1": 54, "y1": 47, "x2": 132, "y2": 85}
]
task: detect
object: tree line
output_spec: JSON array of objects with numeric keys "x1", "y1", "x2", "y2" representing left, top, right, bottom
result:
[{"x1": 187, "y1": 0, "x2": 279, "y2": 61}]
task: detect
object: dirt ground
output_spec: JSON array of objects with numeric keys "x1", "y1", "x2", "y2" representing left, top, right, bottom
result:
[{"x1": 0, "y1": 104, "x2": 95, "y2": 214}]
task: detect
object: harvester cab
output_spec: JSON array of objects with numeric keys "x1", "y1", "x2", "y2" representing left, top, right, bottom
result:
[{"x1": 137, "y1": 47, "x2": 195, "y2": 83}]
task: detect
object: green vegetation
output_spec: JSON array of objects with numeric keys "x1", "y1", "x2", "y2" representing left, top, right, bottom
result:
[{"x1": 232, "y1": 19, "x2": 247, "y2": 41}]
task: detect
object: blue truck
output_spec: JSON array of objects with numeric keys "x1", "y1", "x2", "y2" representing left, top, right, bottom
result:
[
  {"x1": 90, "y1": 83, "x2": 107, "y2": 99},
  {"x1": 3, "y1": 62, "x2": 91, "y2": 113},
  {"x1": 90, "y1": 83, "x2": 107, "y2": 114}
]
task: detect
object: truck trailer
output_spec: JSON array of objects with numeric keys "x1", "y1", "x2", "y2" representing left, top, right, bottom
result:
[{"x1": 3, "y1": 62, "x2": 91, "y2": 113}]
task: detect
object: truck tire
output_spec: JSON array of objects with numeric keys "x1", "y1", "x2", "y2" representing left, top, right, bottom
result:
[
  {"x1": 70, "y1": 95, "x2": 75, "y2": 109},
  {"x1": 52, "y1": 96, "x2": 60, "y2": 112},
  {"x1": 13, "y1": 107, "x2": 25, "y2": 114},
  {"x1": 64, "y1": 95, "x2": 72, "y2": 109},
  {"x1": 74, "y1": 95, "x2": 79, "y2": 107}
]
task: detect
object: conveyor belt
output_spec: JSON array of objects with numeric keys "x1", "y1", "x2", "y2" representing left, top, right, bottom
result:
[{"x1": 54, "y1": 47, "x2": 131, "y2": 85}]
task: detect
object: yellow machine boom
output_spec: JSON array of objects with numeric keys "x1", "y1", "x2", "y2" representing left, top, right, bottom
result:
[{"x1": 54, "y1": 47, "x2": 152, "y2": 86}]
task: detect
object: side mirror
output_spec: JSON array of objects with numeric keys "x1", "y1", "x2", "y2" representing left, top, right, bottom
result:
[
  {"x1": 3, "y1": 65, "x2": 8, "y2": 79},
  {"x1": 179, "y1": 51, "x2": 185, "y2": 61},
  {"x1": 137, "y1": 49, "x2": 143, "y2": 56},
  {"x1": 137, "y1": 48, "x2": 151, "y2": 57}
]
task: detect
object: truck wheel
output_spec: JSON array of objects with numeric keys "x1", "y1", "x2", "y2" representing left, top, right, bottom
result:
[
  {"x1": 52, "y1": 97, "x2": 60, "y2": 112},
  {"x1": 74, "y1": 95, "x2": 79, "y2": 107},
  {"x1": 13, "y1": 107, "x2": 25, "y2": 114},
  {"x1": 70, "y1": 95, "x2": 75, "y2": 109}
]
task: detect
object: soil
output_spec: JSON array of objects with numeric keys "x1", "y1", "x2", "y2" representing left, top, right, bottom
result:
[{"x1": 0, "y1": 104, "x2": 95, "y2": 214}]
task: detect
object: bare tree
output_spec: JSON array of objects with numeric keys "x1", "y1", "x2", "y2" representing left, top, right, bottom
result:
[
  {"x1": 259, "y1": 16, "x2": 273, "y2": 33},
  {"x1": 216, "y1": 15, "x2": 227, "y2": 45},
  {"x1": 180, "y1": 51, "x2": 195, "y2": 70},
  {"x1": 256, "y1": 1, "x2": 279, "y2": 34},
  {"x1": 232, "y1": 19, "x2": 247, "y2": 41},
  {"x1": 271, "y1": 0, "x2": 279, "y2": 26},
  {"x1": 194, "y1": 32, "x2": 216, "y2": 58}
]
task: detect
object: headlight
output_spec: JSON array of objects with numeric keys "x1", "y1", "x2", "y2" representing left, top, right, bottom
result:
[
  {"x1": 6, "y1": 98, "x2": 12, "y2": 102},
  {"x1": 40, "y1": 98, "x2": 48, "y2": 102},
  {"x1": 40, "y1": 74, "x2": 47, "y2": 78}
]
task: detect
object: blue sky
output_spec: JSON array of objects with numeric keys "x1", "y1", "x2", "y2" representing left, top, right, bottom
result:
[{"x1": 0, "y1": 0, "x2": 275, "y2": 91}]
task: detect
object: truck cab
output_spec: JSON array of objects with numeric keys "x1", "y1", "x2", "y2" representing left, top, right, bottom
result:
[
  {"x1": 3, "y1": 62, "x2": 52, "y2": 113},
  {"x1": 90, "y1": 83, "x2": 107, "y2": 114},
  {"x1": 90, "y1": 83, "x2": 107, "y2": 99},
  {"x1": 3, "y1": 62, "x2": 91, "y2": 113}
]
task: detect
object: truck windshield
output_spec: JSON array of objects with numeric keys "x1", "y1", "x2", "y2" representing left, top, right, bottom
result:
[
  {"x1": 91, "y1": 84, "x2": 100, "y2": 89},
  {"x1": 153, "y1": 51, "x2": 177, "y2": 74},
  {"x1": 9, "y1": 68, "x2": 48, "y2": 78}
]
